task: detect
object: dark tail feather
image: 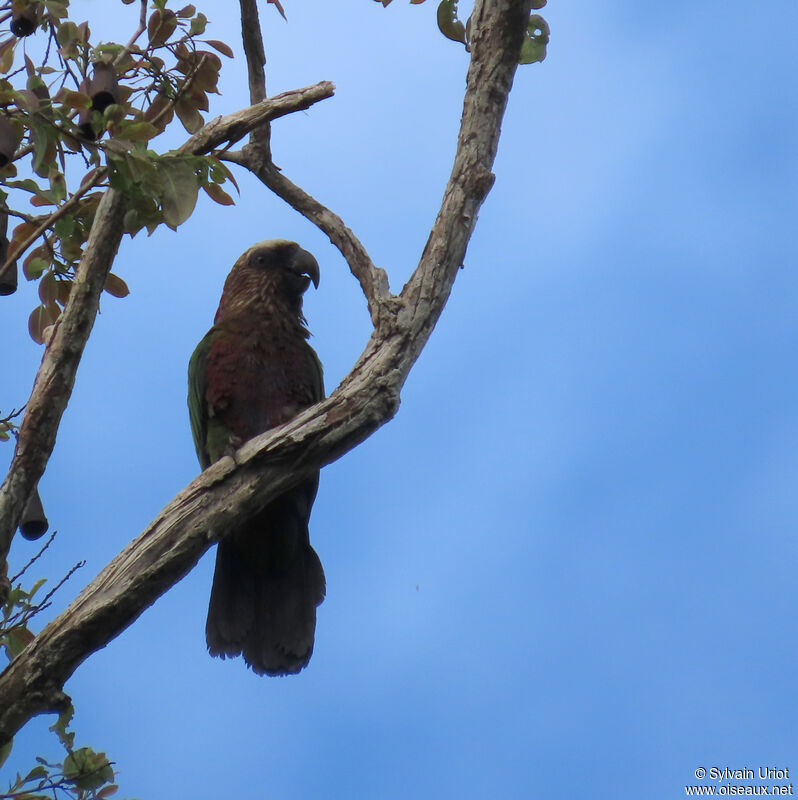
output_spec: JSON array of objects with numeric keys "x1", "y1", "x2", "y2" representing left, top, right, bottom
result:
[{"x1": 205, "y1": 486, "x2": 325, "y2": 677}]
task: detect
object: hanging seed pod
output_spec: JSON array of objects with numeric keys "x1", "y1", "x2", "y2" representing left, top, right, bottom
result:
[
  {"x1": 19, "y1": 486, "x2": 49, "y2": 540},
  {"x1": 0, "y1": 207, "x2": 14, "y2": 296},
  {"x1": 88, "y1": 62, "x2": 119, "y2": 114},
  {"x1": 0, "y1": 236, "x2": 16, "y2": 296},
  {"x1": 10, "y1": 2, "x2": 39, "y2": 38},
  {"x1": 0, "y1": 113, "x2": 18, "y2": 166},
  {"x1": 78, "y1": 107, "x2": 98, "y2": 139}
]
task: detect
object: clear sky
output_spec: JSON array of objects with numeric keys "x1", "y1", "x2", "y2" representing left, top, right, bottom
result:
[{"x1": 3, "y1": 1, "x2": 798, "y2": 798}]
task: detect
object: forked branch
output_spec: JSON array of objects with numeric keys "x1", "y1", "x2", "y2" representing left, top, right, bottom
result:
[{"x1": 0, "y1": 0, "x2": 532, "y2": 747}]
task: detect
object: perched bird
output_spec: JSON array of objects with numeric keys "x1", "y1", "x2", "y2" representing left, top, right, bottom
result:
[{"x1": 188, "y1": 239, "x2": 325, "y2": 676}]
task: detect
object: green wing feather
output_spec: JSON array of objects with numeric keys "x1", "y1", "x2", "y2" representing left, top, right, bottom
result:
[
  {"x1": 188, "y1": 329, "x2": 212, "y2": 470},
  {"x1": 307, "y1": 343, "x2": 325, "y2": 403}
]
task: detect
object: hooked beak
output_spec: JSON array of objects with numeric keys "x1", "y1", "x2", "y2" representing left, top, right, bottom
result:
[{"x1": 293, "y1": 248, "x2": 320, "y2": 289}]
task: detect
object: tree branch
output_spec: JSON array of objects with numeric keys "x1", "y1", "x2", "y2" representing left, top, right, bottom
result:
[
  {"x1": 0, "y1": 188, "x2": 127, "y2": 564},
  {"x1": 178, "y1": 81, "x2": 333, "y2": 156},
  {"x1": 0, "y1": 0, "x2": 532, "y2": 746},
  {"x1": 223, "y1": 149, "x2": 394, "y2": 328},
  {"x1": 0, "y1": 84, "x2": 336, "y2": 566},
  {"x1": 238, "y1": 0, "x2": 270, "y2": 154}
]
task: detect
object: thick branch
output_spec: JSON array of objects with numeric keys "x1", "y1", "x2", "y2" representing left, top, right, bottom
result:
[
  {"x1": 400, "y1": 0, "x2": 533, "y2": 354},
  {"x1": 0, "y1": 0, "x2": 531, "y2": 745},
  {"x1": 0, "y1": 84, "x2": 336, "y2": 565}
]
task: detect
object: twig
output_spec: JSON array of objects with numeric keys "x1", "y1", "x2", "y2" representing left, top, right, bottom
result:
[
  {"x1": 116, "y1": 0, "x2": 148, "y2": 67},
  {"x1": 223, "y1": 149, "x2": 393, "y2": 327},
  {"x1": 32, "y1": 559, "x2": 85, "y2": 614},
  {"x1": 178, "y1": 81, "x2": 335, "y2": 155},
  {"x1": 229, "y1": 1, "x2": 389, "y2": 325},
  {"x1": 9, "y1": 529, "x2": 56, "y2": 584}
]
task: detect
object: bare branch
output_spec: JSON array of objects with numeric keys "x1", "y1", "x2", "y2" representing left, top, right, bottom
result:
[
  {"x1": 116, "y1": 0, "x2": 148, "y2": 67},
  {"x1": 0, "y1": 0, "x2": 532, "y2": 745},
  {"x1": 178, "y1": 81, "x2": 334, "y2": 156},
  {"x1": 223, "y1": 149, "x2": 394, "y2": 328},
  {"x1": 239, "y1": 0, "x2": 269, "y2": 155},
  {"x1": 239, "y1": 0, "x2": 267, "y2": 104},
  {"x1": 401, "y1": 0, "x2": 532, "y2": 346},
  {"x1": 9, "y1": 529, "x2": 56, "y2": 584}
]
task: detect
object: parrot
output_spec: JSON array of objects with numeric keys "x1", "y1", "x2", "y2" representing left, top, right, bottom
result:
[{"x1": 187, "y1": 239, "x2": 325, "y2": 676}]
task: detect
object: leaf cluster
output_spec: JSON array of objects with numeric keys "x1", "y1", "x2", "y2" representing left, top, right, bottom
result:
[
  {"x1": 2, "y1": 743, "x2": 121, "y2": 800},
  {"x1": 0, "y1": 0, "x2": 237, "y2": 344},
  {"x1": 1, "y1": 544, "x2": 119, "y2": 800}
]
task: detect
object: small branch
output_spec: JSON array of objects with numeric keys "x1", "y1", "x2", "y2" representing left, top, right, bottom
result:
[
  {"x1": 223, "y1": 148, "x2": 393, "y2": 328},
  {"x1": 116, "y1": 0, "x2": 148, "y2": 67},
  {"x1": 178, "y1": 81, "x2": 335, "y2": 156},
  {"x1": 9, "y1": 529, "x2": 56, "y2": 584},
  {"x1": 240, "y1": 0, "x2": 267, "y2": 103},
  {"x1": 239, "y1": 0, "x2": 270, "y2": 154}
]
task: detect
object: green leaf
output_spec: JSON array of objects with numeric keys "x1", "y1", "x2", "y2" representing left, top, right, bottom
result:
[
  {"x1": 2, "y1": 625, "x2": 35, "y2": 658},
  {"x1": 63, "y1": 747, "x2": 114, "y2": 792},
  {"x1": 157, "y1": 157, "x2": 199, "y2": 228},
  {"x1": 24, "y1": 255, "x2": 50, "y2": 281},
  {"x1": 58, "y1": 89, "x2": 91, "y2": 110},
  {"x1": 4, "y1": 178, "x2": 43, "y2": 194},
  {"x1": 44, "y1": 1, "x2": 69, "y2": 19},
  {"x1": 48, "y1": 702, "x2": 75, "y2": 749},
  {"x1": 0, "y1": 38, "x2": 16, "y2": 74},
  {"x1": 519, "y1": 14, "x2": 549, "y2": 64},
  {"x1": 48, "y1": 170, "x2": 66, "y2": 203},
  {"x1": 437, "y1": 0, "x2": 467, "y2": 44},
  {"x1": 189, "y1": 12, "x2": 208, "y2": 35},
  {"x1": 54, "y1": 214, "x2": 76, "y2": 239},
  {"x1": 117, "y1": 120, "x2": 159, "y2": 142},
  {"x1": 24, "y1": 764, "x2": 48, "y2": 782}
]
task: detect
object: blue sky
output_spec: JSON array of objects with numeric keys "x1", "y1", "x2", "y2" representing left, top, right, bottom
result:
[{"x1": 3, "y1": 1, "x2": 798, "y2": 797}]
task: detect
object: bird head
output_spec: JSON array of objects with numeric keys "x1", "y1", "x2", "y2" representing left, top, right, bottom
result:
[
  {"x1": 215, "y1": 239, "x2": 320, "y2": 327},
  {"x1": 244, "y1": 239, "x2": 320, "y2": 295}
]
